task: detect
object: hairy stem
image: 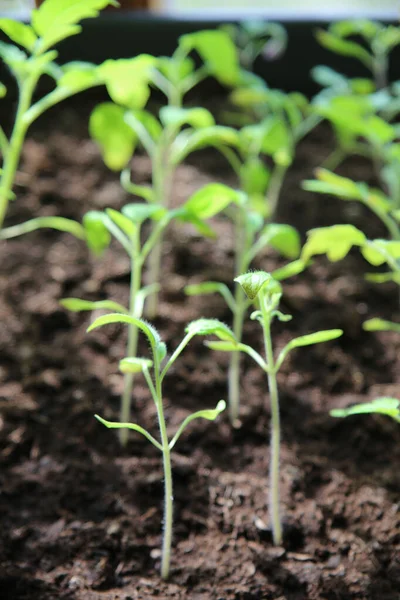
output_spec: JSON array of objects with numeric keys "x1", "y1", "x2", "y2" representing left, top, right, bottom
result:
[
  {"x1": 0, "y1": 77, "x2": 36, "y2": 228},
  {"x1": 119, "y1": 233, "x2": 142, "y2": 446},
  {"x1": 153, "y1": 356, "x2": 173, "y2": 580},
  {"x1": 261, "y1": 305, "x2": 282, "y2": 545}
]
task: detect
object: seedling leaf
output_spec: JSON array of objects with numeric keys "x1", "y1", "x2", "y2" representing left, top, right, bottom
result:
[
  {"x1": 169, "y1": 400, "x2": 226, "y2": 449},
  {"x1": 185, "y1": 319, "x2": 236, "y2": 342},
  {"x1": 60, "y1": 298, "x2": 128, "y2": 314},
  {"x1": 87, "y1": 313, "x2": 161, "y2": 350},
  {"x1": 89, "y1": 103, "x2": 136, "y2": 171},
  {"x1": 179, "y1": 30, "x2": 239, "y2": 85},
  {"x1": 330, "y1": 398, "x2": 400, "y2": 422},
  {"x1": 83, "y1": 211, "x2": 111, "y2": 255},
  {"x1": 160, "y1": 106, "x2": 214, "y2": 129},
  {"x1": 119, "y1": 357, "x2": 153, "y2": 373},
  {"x1": 235, "y1": 271, "x2": 273, "y2": 300},
  {"x1": 363, "y1": 318, "x2": 400, "y2": 333},
  {"x1": 183, "y1": 183, "x2": 240, "y2": 220},
  {"x1": 0, "y1": 19, "x2": 37, "y2": 51},
  {"x1": 276, "y1": 329, "x2": 343, "y2": 370},
  {"x1": 302, "y1": 225, "x2": 366, "y2": 262},
  {"x1": 95, "y1": 414, "x2": 163, "y2": 450},
  {"x1": 122, "y1": 203, "x2": 167, "y2": 225}
]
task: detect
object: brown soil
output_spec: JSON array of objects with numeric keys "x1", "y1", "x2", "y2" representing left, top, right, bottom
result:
[{"x1": 0, "y1": 95, "x2": 399, "y2": 600}]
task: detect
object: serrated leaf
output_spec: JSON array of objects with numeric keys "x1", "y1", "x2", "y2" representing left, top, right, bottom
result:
[
  {"x1": 179, "y1": 30, "x2": 239, "y2": 85},
  {"x1": 119, "y1": 357, "x2": 153, "y2": 373},
  {"x1": 83, "y1": 210, "x2": 111, "y2": 255},
  {"x1": 330, "y1": 397, "x2": 400, "y2": 422},
  {"x1": 89, "y1": 103, "x2": 136, "y2": 171},
  {"x1": 363, "y1": 318, "x2": 400, "y2": 333},
  {"x1": 32, "y1": 0, "x2": 116, "y2": 52},
  {"x1": 60, "y1": 298, "x2": 128, "y2": 314},
  {"x1": 302, "y1": 225, "x2": 366, "y2": 262},
  {"x1": 160, "y1": 106, "x2": 214, "y2": 129},
  {"x1": 0, "y1": 19, "x2": 37, "y2": 51}
]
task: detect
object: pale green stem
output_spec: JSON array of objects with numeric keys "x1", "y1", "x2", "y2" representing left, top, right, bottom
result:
[
  {"x1": 153, "y1": 354, "x2": 173, "y2": 580},
  {"x1": 0, "y1": 76, "x2": 36, "y2": 228},
  {"x1": 119, "y1": 230, "x2": 143, "y2": 446},
  {"x1": 261, "y1": 300, "x2": 282, "y2": 546},
  {"x1": 268, "y1": 163, "x2": 288, "y2": 219},
  {"x1": 228, "y1": 209, "x2": 250, "y2": 424}
]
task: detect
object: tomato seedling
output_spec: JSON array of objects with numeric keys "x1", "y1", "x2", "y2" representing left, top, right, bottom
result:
[{"x1": 90, "y1": 314, "x2": 231, "y2": 579}]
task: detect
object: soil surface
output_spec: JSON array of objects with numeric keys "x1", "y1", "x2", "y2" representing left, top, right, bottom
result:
[{"x1": 0, "y1": 94, "x2": 399, "y2": 600}]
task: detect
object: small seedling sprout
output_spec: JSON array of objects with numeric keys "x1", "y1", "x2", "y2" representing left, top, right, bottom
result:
[
  {"x1": 89, "y1": 314, "x2": 230, "y2": 579},
  {"x1": 206, "y1": 271, "x2": 342, "y2": 544}
]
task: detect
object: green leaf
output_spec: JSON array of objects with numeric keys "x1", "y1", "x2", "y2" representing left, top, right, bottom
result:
[
  {"x1": 0, "y1": 82, "x2": 6, "y2": 98},
  {"x1": 330, "y1": 398, "x2": 400, "y2": 423},
  {"x1": 58, "y1": 61, "x2": 100, "y2": 93},
  {"x1": 240, "y1": 157, "x2": 270, "y2": 196},
  {"x1": 122, "y1": 203, "x2": 166, "y2": 225},
  {"x1": 179, "y1": 30, "x2": 239, "y2": 85},
  {"x1": 160, "y1": 106, "x2": 214, "y2": 129},
  {"x1": 185, "y1": 318, "x2": 236, "y2": 342},
  {"x1": 172, "y1": 125, "x2": 239, "y2": 164},
  {"x1": 89, "y1": 103, "x2": 135, "y2": 171},
  {"x1": 99, "y1": 55, "x2": 155, "y2": 109},
  {"x1": 169, "y1": 400, "x2": 226, "y2": 450},
  {"x1": 87, "y1": 313, "x2": 162, "y2": 351},
  {"x1": 257, "y1": 224, "x2": 300, "y2": 259},
  {"x1": 0, "y1": 216, "x2": 85, "y2": 241},
  {"x1": 0, "y1": 19, "x2": 37, "y2": 51},
  {"x1": 105, "y1": 208, "x2": 136, "y2": 237},
  {"x1": 183, "y1": 183, "x2": 240, "y2": 220},
  {"x1": 361, "y1": 239, "x2": 400, "y2": 266},
  {"x1": 302, "y1": 225, "x2": 366, "y2": 262},
  {"x1": 316, "y1": 29, "x2": 373, "y2": 69},
  {"x1": 235, "y1": 271, "x2": 274, "y2": 300},
  {"x1": 363, "y1": 318, "x2": 400, "y2": 333},
  {"x1": 272, "y1": 259, "x2": 307, "y2": 281},
  {"x1": 205, "y1": 341, "x2": 240, "y2": 352},
  {"x1": 124, "y1": 109, "x2": 162, "y2": 143},
  {"x1": 83, "y1": 211, "x2": 111, "y2": 255},
  {"x1": 60, "y1": 298, "x2": 128, "y2": 314},
  {"x1": 95, "y1": 414, "x2": 163, "y2": 450},
  {"x1": 276, "y1": 329, "x2": 343, "y2": 370},
  {"x1": 185, "y1": 281, "x2": 235, "y2": 313},
  {"x1": 302, "y1": 168, "x2": 365, "y2": 200},
  {"x1": 119, "y1": 357, "x2": 153, "y2": 374},
  {"x1": 32, "y1": 0, "x2": 117, "y2": 52}
]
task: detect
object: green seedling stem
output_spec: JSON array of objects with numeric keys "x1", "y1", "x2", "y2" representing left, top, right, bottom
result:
[
  {"x1": 0, "y1": 0, "x2": 116, "y2": 229},
  {"x1": 209, "y1": 271, "x2": 343, "y2": 543},
  {"x1": 90, "y1": 314, "x2": 228, "y2": 578}
]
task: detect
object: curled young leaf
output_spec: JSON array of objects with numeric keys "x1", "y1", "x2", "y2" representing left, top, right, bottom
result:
[
  {"x1": 119, "y1": 357, "x2": 153, "y2": 374},
  {"x1": 87, "y1": 313, "x2": 162, "y2": 352},
  {"x1": 235, "y1": 271, "x2": 273, "y2": 300},
  {"x1": 185, "y1": 318, "x2": 236, "y2": 342}
]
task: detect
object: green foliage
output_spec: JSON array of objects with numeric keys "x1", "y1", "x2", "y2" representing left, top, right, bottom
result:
[
  {"x1": 0, "y1": 0, "x2": 115, "y2": 229},
  {"x1": 89, "y1": 103, "x2": 136, "y2": 171},
  {"x1": 92, "y1": 313, "x2": 225, "y2": 579},
  {"x1": 363, "y1": 318, "x2": 400, "y2": 333},
  {"x1": 221, "y1": 21, "x2": 287, "y2": 70},
  {"x1": 331, "y1": 398, "x2": 400, "y2": 423}
]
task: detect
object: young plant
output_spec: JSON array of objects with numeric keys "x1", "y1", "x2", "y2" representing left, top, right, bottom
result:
[
  {"x1": 0, "y1": 0, "x2": 117, "y2": 229},
  {"x1": 206, "y1": 271, "x2": 343, "y2": 544},
  {"x1": 316, "y1": 20, "x2": 400, "y2": 91},
  {"x1": 186, "y1": 188, "x2": 304, "y2": 424},
  {"x1": 89, "y1": 30, "x2": 240, "y2": 316},
  {"x1": 303, "y1": 167, "x2": 400, "y2": 242},
  {"x1": 221, "y1": 20, "x2": 287, "y2": 71},
  {"x1": 60, "y1": 185, "x2": 236, "y2": 445},
  {"x1": 89, "y1": 314, "x2": 231, "y2": 579}
]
